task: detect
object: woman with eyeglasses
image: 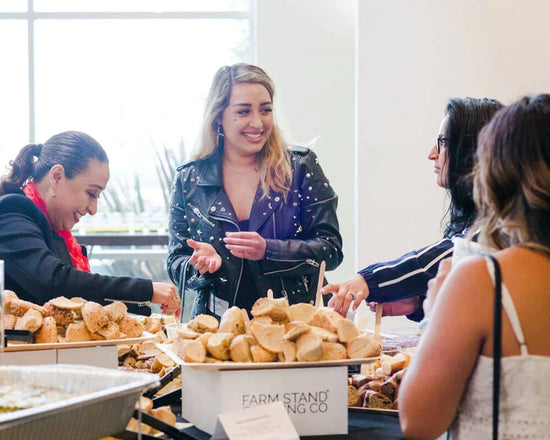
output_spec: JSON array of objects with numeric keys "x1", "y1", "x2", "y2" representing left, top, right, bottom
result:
[
  {"x1": 322, "y1": 97, "x2": 503, "y2": 320},
  {"x1": 400, "y1": 94, "x2": 550, "y2": 439}
]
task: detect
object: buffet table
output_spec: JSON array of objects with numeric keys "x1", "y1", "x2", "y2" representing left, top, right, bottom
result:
[{"x1": 157, "y1": 403, "x2": 405, "y2": 440}]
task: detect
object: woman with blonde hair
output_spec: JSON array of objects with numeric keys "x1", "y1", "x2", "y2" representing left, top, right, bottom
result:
[
  {"x1": 399, "y1": 94, "x2": 550, "y2": 438},
  {"x1": 167, "y1": 63, "x2": 342, "y2": 318}
]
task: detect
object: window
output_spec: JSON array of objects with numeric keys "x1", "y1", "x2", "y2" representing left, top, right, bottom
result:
[
  {"x1": 0, "y1": 0, "x2": 254, "y2": 227},
  {"x1": 0, "y1": 1, "x2": 254, "y2": 285}
]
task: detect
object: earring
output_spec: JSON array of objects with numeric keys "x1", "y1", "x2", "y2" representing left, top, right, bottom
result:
[
  {"x1": 51, "y1": 192, "x2": 56, "y2": 198},
  {"x1": 216, "y1": 124, "x2": 224, "y2": 148}
]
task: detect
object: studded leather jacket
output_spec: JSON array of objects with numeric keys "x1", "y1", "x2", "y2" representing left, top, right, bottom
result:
[{"x1": 166, "y1": 146, "x2": 343, "y2": 318}]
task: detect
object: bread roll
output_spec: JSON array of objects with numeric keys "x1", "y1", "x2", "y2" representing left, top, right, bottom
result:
[
  {"x1": 2, "y1": 290, "x2": 18, "y2": 314},
  {"x1": 249, "y1": 320, "x2": 285, "y2": 353},
  {"x1": 81, "y1": 301, "x2": 109, "y2": 333},
  {"x1": 43, "y1": 302, "x2": 75, "y2": 327},
  {"x1": 348, "y1": 385, "x2": 361, "y2": 406},
  {"x1": 206, "y1": 332, "x2": 233, "y2": 360},
  {"x1": 229, "y1": 334, "x2": 253, "y2": 362},
  {"x1": 15, "y1": 309, "x2": 43, "y2": 333},
  {"x1": 219, "y1": 306, "x2": 246, "y2": 336},
  {"x1": 250, "y1": 344, "x2": 277, "y2": 363},
  {"x1": 337, "y1": 318, "x2": 361, "y2": 343},
  {"x1": 296, "y1": 332, "x2": 324, "y2": 362},
  {"x1": 3, "y1": 314, "x2": 17, "y2": 330},
  {"x1": 188, "y1": 314, "x2": 219, "y2": 333},
  {"x1": 9, "y1": 298, "x2": 44, "y2": 317},
  {"x1": 347, "y1": 333, "x2": 383, "y2": 359},
  {"x1": 363, "y1": 390, "x2": 393, "y2": 409},
  {"x1": 251, "y1": 297, "x2": 291, "y2": 322},
  {"x1": 144, "y1": 315, "x2": 163, "y2": 333},
  {"x1": 104, "y1": 301, "x2": 128, "y2": 323},
  {"x1": 65, "y1": 320, "x2": 92, "y2": 342},
  {"x1": 181, "y1": 340, "x2": 207, "y2": 363},
  {"x1": 308, "y1": 308, "x2": 343, "y2": 333},
  {"x1": 118, "y1": 315, "x2": 144, "y2": 338},
  {"x1": 35, "y1": 316, "x2": 58, "y2": 343},
  {"x1": 97, "y1": 321, "x2": 125, "y2": 340},
  {"x1": 319, "y1": 341, "x2": 347, "y2": 360},
  {"x1": 283, "y1": 322, "x2": 311, "y2": 341},
  {"x1": 289, "y1": 303, "x2": 317, "y2": 323}
]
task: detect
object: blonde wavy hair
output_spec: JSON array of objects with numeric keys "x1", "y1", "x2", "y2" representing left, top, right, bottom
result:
[
  {"x1": 194, "y1": 63, "x2": 292, "y2": 199},
  {"x1": 473, "y1": 94, "x2": 550, "y2": 256}
]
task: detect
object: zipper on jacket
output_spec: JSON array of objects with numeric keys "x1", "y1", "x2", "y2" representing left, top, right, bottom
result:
[
  {"x1": 263, "y1": 259, "x2": 319, "y2": 276},
  {"x1": 104, "y1": 298, "x2": 151, "y2": 307},
  {"x1": 187, "y1": 203, "x2": 215, "y2": 227}
]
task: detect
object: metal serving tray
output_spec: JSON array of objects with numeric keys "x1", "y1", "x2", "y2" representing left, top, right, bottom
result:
[{"x1": 0, "y1": 364, "x2": 159, "y2": 440}]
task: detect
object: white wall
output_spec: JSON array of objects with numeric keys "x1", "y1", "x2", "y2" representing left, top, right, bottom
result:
[
  {"x1": 357, "y1": 0, "x2": 550, "y2": 268},
  {"x1": 256, "y1": 0, "x2": 357, "y2": 282},
  {"x1": 255, "y1": 0, "x2": 550, "y2": 299}
]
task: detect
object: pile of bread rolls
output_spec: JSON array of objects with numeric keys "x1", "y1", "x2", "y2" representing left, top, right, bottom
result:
[
  {"x1": 99, "y1": 395, "x2": 177, "y2": 439},
  {"x1": 2, "y1": 290, "x2": 144, "y2": 343},
  {"x1": 118, "y1": 316, "x2": 175, "y2": 374},
  {"x1": 347, "y1": 350, "x2": 413, "y2": 410},
  {"x1": 176, "y1": 297, "x2": 383, "y2": 364}
]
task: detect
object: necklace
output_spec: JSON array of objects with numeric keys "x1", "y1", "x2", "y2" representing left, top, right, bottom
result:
[{"x1": 223, "y1": 162, "x2": 258, "y2": 175}]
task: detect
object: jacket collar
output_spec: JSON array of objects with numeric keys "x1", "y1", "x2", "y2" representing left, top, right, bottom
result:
[{"x1": 193, "y1": 151, "x2": 285, "y2": 231}]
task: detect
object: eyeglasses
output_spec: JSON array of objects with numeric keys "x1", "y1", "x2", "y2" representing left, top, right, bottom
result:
[{"x1": 436, "y1": 135, "x2": 447, "y2": 154}]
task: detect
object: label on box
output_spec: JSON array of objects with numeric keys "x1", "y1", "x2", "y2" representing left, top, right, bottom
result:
[
  {"x1": 211, "y1": 401, "x2": 299, "y2": 440},
  {"x1": 181, "y1": 365, "x2": 347, "y2": 436}
]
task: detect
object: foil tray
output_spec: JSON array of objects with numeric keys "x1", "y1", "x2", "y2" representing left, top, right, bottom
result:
[{"x1": 0, "y1": 364, "x2": 159, "y2": 440}]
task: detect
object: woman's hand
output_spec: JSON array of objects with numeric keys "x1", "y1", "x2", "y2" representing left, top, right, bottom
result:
[
  {"x1": 151, "y1": 282, "x2": 181, "y2": 317},
  {"x1": 424, "y1": 257, "x2": 452, "y2": 318},
  {"x1": 367, "y1": 297, "x2": 420, "y2": 317},
  {"x1": 187, "y1": 239, "x2": 222, "y2": 274},
  {"x1": 223, "y1": 231, "x2": 266, "y2": 260},
  {"x1": 321, "y1": 274, "x2": 369, "y2": 317}
]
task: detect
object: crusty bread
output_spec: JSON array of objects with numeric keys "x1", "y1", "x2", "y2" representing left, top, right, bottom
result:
[
  {"x1": 289, "y1": 302, "x2": 317, "y2": 323},
  {"x1": 3, "y1": 314, "x2": 17, "y2": 330},
  {"x1": 104, "y1": 301, "x2": 128, "y2": 323},
  {"x1": 249, "y1": 320, "x2": 285, "y2": 353},
  {"x1": 296, "y1": 332, "x2": 324, "y2": 362},
  {"x1": 15, "y1": 309, "x2": 43, "y2": 333},
  {"x1": 229, "y1": 334, "x2": 253, "y2": 362},
  {"x1": 218, "y1": 306, "x2": 246, "y2": 336},
  {"x1": 43, "y1": 302, "x2": 75, "y2": 327},
  {"x1": 81, "y1": 301, "x2": 109, "y2": 333},
  {"x1": 35, "y1": 316, "x2": 58, "y2": 343},
  {"x1": 347, "y1": 333, "x2": 383, "y2": 359},
  {"x1": 206, "y1": 332, "x2": 233, "y2": 360},
  {"x1": 188, "y1": 314, "x2": 219, "y2": 333},
  {"x1": 49, "y1": 296, "x2": 85, "y2": 310},
  {"x1": 65, "y1": 320, "x2": 92, "y2": 342},
  {"x1": 118, "y1": 315, "x2": 144, "y2": 338},
  {"x1": 2, "y1": 290, "x2": 18, "y2": 314},
  {"x1": 9, "y1": 298, "x2": 44, "y2": 317}
]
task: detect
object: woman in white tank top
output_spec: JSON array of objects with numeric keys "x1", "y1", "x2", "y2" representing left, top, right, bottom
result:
[{"x1": 399, "y1": 94, "x2": 550, "y2": 439}]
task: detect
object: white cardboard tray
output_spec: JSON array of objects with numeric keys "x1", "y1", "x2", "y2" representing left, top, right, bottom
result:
[
  {"x1": 158, "y1": 342, "x2": 379, "y2": 371},
  {"x1": 5, "y1": 332, "x2": 154, "y2": 352}
]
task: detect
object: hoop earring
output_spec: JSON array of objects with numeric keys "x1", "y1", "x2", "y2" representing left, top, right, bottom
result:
[{"x1": 216, "y1": 124, "x2": 224, "y2": 148}]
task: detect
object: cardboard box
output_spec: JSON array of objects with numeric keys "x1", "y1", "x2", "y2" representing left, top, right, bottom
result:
[
  {"x1": 0, "y1": 345, "x2": 117, "y2": 368},
  {"x1": 181, "y1": 365, "x2": 348, "y2": 436}
]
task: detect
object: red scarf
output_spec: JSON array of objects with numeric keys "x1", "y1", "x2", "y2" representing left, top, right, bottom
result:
[{"x1": 23, "y1": 181, "x2": 91, "y2": 272}]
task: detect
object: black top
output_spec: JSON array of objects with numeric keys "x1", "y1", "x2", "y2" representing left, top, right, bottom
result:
[
  {"x1": 0, "y1": 193, "x2": 153, "y2": 313},
  {"x1": 233, "y1": 219, "x2": 262, "y2": 314}
]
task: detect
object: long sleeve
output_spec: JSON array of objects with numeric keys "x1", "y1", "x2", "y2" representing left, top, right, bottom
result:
[
  {"x1": 0, "y1": 195, "x2": 153, "y2": 308},
  {"x1": 359, "y1": 237, "x2": 454, "y2": 303}
]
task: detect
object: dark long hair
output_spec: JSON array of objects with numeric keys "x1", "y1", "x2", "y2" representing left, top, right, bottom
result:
[
  {"x1": 443, "y1": 97, "x2": 504, "y2": 237},
  {"x1": 474, "y1": 94, "x2": 550, "y2": 254},
  {"x1": 0, "y1": 131, "x2": 108, "y2": 195}
]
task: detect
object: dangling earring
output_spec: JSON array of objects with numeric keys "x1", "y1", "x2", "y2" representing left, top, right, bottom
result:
[{"x1": 216, "y1": 124, "x2": 224, "y2": 148}]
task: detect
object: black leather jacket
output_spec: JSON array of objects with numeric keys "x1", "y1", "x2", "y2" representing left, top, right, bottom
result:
[{"x1": 166, "y1": 146, "x2": 343, "y2": 318}]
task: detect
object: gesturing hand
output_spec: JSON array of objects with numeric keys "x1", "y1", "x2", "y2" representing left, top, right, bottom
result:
[
  {"x1": 187, "y1": 238, "x2": 222, "y2": 274},
  {"x1": 321, "y1": 274, "x2": 369, "y2": 317},
  {"x1": 223, "y1": 231, "x2": 266, "y2": 261}
]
